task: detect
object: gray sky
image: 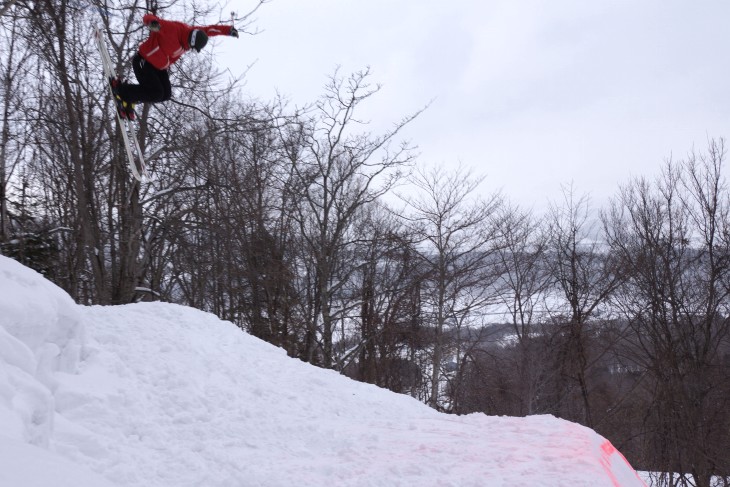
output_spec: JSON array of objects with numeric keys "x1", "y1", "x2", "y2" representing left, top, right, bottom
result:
[{"x1": 217, "y1": 0, "x2": 730, "y2": 210}]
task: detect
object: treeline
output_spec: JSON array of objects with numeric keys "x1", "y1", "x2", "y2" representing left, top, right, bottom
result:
[{"x1": 1, "y1": 1, "x2": 729, "y2": 486}]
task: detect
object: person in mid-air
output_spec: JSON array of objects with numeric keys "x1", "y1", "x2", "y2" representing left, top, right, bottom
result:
[{"x1": 111, "y1": 13, "x2": 239, "y2": 120}]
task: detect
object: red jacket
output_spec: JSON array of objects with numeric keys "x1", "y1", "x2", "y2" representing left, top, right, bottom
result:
[{"x1": 138, "y1": 14, "x2": 233, "y2": 70}]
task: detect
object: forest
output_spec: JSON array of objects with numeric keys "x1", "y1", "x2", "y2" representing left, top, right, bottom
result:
[{"x1": 0, "y1": 1, "x2": 729, "y2": 486}]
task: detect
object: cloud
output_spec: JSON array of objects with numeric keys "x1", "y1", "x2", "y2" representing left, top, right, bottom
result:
[{"x1": 222, "y1": 0, "x2": 730, "y2": 208}]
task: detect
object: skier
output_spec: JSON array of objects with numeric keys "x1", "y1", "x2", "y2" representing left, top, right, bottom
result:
[{"x1": 111, "y1": 13, "x2": 239, "y2": 119}]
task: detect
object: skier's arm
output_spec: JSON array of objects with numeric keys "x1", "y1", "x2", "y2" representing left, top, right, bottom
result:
[
  {"x1": 200, "y1": 23, "x2": 238, "y2": 38},
  {"x1": 143, "y1": 14, "x2": 237, "y2": 38}
]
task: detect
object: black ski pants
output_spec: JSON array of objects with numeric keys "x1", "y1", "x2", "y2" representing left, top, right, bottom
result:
[{"x1": 118, "y1": 53, "x2": 172, "y2": 104}]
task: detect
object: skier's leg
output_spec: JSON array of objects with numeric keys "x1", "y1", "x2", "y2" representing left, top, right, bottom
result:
[
  {"x1": 118, "y1": 53, "x2": 166, "y2": 104},
  {"x1": 159, "y1": 69, "x2": 172, "y2": 102}
]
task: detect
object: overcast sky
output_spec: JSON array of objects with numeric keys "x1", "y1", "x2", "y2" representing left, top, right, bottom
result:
[{"x1": 216, "y1": 0, "x2": 730, "y2": 210}]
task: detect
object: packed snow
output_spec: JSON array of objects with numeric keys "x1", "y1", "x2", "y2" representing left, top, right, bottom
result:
[{"x1": 0, "y1": 255, "x2": 646, "y2": 486}]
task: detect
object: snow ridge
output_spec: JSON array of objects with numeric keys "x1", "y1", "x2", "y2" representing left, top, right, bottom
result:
[{"x1": 0, "y1": 256, "x2": 646, "y2": 486}]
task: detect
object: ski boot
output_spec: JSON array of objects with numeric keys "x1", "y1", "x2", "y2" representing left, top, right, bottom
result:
[
  {"x1": 109, "y1": 77, "x2": 136, "y2": 121},
  {"x1": 122, "y1": 100, "x2": 137, "y2": 121}
]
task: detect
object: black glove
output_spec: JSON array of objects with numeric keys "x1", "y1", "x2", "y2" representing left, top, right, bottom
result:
[{"x1": 230, "y1": 26, "x2": 239, "y2": 38}]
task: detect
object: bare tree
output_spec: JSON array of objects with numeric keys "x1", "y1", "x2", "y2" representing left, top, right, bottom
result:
[
  {"x1": 336, "y1": 202, "x2": 426, "y2": 395},
  {"x1": 604, "y1": 140, "x2": 730, "y2": 486},
  {"x1": 290, "y1": 68, "x2": 419, "y2": 368},
  {"x1": 398, "y1": 164, "x2": 503, "y2": 409},
  {"x1": 545, "y1": 186, "x2": 621, "y2": 426},
  {"x1": 20, "y1": 0, "x2": 114, "y2": 301},
  {"x1": 493, "y1": 203, "x2": 552, "y2": 415},
  {"x1": 0, "y1": 8, "x2": 31, "y2": 241}
]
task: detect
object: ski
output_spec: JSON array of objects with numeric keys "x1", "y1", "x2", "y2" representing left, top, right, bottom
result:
[{"x1": 93, "y1": 27, "x2": 150, "y2": 182}]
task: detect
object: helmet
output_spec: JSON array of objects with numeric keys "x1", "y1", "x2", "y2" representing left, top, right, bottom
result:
[{"x1": 188, "y1": 29, "x2": 208, "y2": 52}]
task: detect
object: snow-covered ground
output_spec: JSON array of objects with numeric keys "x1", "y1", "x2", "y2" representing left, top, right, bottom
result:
[{"x1": 0, "y1": 255, "x2": 646, "y2": 486}]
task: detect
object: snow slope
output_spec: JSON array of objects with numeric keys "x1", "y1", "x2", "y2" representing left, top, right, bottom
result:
[{"x1": 0, "y1": 255, "x2": 646, "y2": 486}]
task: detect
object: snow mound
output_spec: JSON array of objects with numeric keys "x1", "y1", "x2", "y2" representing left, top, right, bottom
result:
[
  {"x1": 0, "y1": 257, "x2": 84, "y2": 449},
  {"x1": 0, "y1": 435, "x2": 115, "y2": 487},
  {"x1": 0, "y1": 255, "x2": 646, "y2": 486}
]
